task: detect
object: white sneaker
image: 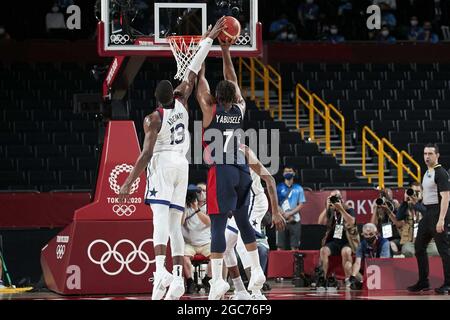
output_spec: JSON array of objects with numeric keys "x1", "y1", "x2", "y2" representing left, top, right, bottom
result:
[
  {"x1": 251, "y1": 292, "x2": 267, "y2": 300},
  {"x1": 248, "y1": 268, "x2": 266, "y2": 291},
  {"x1": 164, "y1": 276, "x2": 185, "y2": 300},
  {"x1": 229, "y1": 290, "x2": 252, "y2": 300},
  {"x1": 151, "y1": 269, "x2": 173, "y2": 300},
  {"x1": 208, "y1": 279, "x2": 230, "y2": 300}
]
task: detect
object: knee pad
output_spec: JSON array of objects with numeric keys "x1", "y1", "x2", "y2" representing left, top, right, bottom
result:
[
  {"x1": 223, "y1": 248, "x2": 238, "y2": 267},
  {"x1": 152, "y1": 204, "x2": 170, "y2": 246},
  {"x1": 168, "y1": 208, "x2": 184, "y2": 257}
]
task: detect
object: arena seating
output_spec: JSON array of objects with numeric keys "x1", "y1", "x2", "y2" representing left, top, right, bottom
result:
[{"x1": 2, "y1": 61, "x2": 450, "y2": 191}]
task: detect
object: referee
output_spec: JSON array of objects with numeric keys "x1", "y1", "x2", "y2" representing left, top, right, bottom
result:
[{"x1": 408, "y1": 143, "x2": 450, "y2": 294}]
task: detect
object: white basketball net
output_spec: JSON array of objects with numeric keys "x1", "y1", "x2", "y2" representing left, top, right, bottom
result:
[{"x1": 168, "y1": 36, "x2": 202, "y2": 81}]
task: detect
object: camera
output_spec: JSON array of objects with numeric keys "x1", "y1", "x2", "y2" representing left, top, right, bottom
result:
[
  {"x1": 376, "y1": 197, "x2": 394, "y2": 211},
  {"x1": 406, "y1": 188, "x2": 416, "y2": 197},
  {"x1": 375, "y1": 197, "x2": 384, "y2": 206},
  {"x1": 329, "y1": 195, "x2": 341, "y2": 204}
]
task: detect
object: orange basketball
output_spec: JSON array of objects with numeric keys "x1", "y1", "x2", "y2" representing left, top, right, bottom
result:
[{"x1": 218, "y1": 16, "x2": 241, "y2": 44}]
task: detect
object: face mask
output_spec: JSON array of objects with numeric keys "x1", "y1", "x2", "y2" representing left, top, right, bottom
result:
[
  {"x1": 366, "y1": 236, "x2": 376, "y2": 244},
  {"x1": 330, "y1": 28, "x2": 338, "y2": 35},
  {"x1": 410, "y1": 20, "x2": 418, "y2": 26},
  {"x1": 283, "y1": 173, "x2": 294, "y2": 180},
  {"x1": 381, "y1": 30, "x2": 389, "y2": 37}
]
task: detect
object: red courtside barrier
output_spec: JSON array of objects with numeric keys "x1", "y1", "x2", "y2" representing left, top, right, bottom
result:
[{"x1": 40, "y1": 121, "x2": 171, "y2": 295}]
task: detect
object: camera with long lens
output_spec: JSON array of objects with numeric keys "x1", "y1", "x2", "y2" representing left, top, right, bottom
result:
[
  {"x1": 406, "y1": 188, "x2": 417, "y2": 197},
  {"x1": 376, "y1": 197, "x2": 394, "y2": 211},
  {"x1": 329, "y1": 195, "x2": 341, "y2": 204}
]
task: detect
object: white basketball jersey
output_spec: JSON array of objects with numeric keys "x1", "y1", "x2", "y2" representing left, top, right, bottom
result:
[
  {"x1": 153, "y1": 99, "x2": 190, "y2": 155},
  {"x1": 250, "y1": 168, "x2": 265, "y2": 195}
]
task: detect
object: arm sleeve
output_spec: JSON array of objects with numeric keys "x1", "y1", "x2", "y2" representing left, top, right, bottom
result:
[
  {"x1": 186, "y1": 37, "x2": 213, "y2": 76},
  {"x1": 297, "y1": 185, "x2": 306, "y2": 203},
  {"x1": 380, "y1": 240, "x2": 391, "y2": 258},
  {"x1": 346, "y1": 208, "x2": 355, "y2": 217}
]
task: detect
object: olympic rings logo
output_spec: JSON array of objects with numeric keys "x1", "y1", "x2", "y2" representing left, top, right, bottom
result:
[
  {"x1": 112, "y1": 204, "x2": 136, "y2": 216},
  {"x1": 87, "y1": 239, "x2": 154, "y2": 276},
  {"x1": 110, "y1": 34, "x2": 130, "y2": 45},
  {"x1": 56, "y1": 245, "x2": 65, "y2": 259},
  {"x1": 109, "y1": 164, "x2": 140, "y2": 195},
  {"x1": 235, "y1": 34, "x2": 251, "y2": 46}
]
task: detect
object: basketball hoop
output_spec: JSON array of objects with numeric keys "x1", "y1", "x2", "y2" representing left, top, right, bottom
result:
[{"x1": 167, "y1": 35, "x2": 203, "y2": 81}]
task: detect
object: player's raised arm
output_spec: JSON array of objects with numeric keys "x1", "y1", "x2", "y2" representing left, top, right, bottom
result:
[
  {"x1": 240, "y1": 144, "x2": 286, "y2": 231},
  {"x1": 119, "y1": 112, "x2": 161, "y2": 201},
  {"x1": 175, "y1": 18, "x2": 226, "y2": 106},
  {"x1": 219, "y1": 39, "x2": 244, "y2": 106}
]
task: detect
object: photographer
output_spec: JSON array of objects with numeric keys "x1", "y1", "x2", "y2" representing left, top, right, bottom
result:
[
  {"x1": 182, "y1": 185, "x2": 212, "y2": 293},
  {"x1": 348, "y1": 223, "x2": 390, "y2": 290},
  {"x1": 276, "y1": 166, "x2": 306, "y2": 250},
  {"x1": 396, "y1": 182, "x2": 439, "y2": 257},
  {"x1": 370, "y1": 187, "x2": 402, "y2": 255},
  {"x1": 318, "y1": 190, "x2": 359, "y2": 288}
]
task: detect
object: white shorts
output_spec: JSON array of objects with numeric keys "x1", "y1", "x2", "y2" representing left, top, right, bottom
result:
[
  {"x1": 144, "y1": 152, "x2": 188, "y2": 212},
  {"x1": 227, "y1": 191, "x2": 268, "y2": 237}
]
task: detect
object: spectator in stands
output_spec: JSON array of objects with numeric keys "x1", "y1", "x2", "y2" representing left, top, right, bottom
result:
[
  {"x1": 380, "y1": 2, "x2": 397, "y2": 28},
  {"x1": 417, "y1": 21, "x2": 440, "y2": 43},
  {"x1": 45, "y1": 5, "x2": 67, "y2": 37},
  {"x1": 371, "y1": 187, "x2": 402, "y2": 255},
  {"x1": 318, "y1": 190, "x2": 360, "y2": 288},
  {"x1": 376, "y1": 26, "x2": 397, "y2": 44},
  {"x1": 196, "y1": 182, "x2": 207, "y2": 213},
  {"x1": 276, "y1": 166, "x2": 306, "y2": 250},
  {"x1": 0, "y1": 26, "x2": 11, "y2": 40},
  {"x1": 269, "y1": 14, "x2": 298, "y2": 41},
  {"x1": 396, "y1": 182, "x2": 439, "y2": 257},
  {"x1": 324, "y1": 25, "x2": 346, "y2": 43},
  {"x1": 298, "y1": 0, "x2": 320, "y2": 40},
  {"x1": 373, "y1": 0, "x2": 397, "y2": 10},
  {"x1": 348, "y1": 223, "x2": 390, "y2": 290},
  {"x1": 407, "y1": 16, "x2": 424, "y2": 41},
  {"x1": 182, "y1": 185, "x2": 211, "y2": 293}
]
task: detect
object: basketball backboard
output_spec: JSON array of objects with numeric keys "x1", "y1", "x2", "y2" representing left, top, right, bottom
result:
[{"x1": 97, "y1": 0, "x2": 261, "y2": 57}]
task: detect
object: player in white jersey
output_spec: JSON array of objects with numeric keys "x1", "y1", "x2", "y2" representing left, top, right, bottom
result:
[
  {"x1": 224, "y1": 145, "x2": 286, "y2": 300},
  {"x1": 119, "y1": 18, "x2": 226, "y2": 300}
]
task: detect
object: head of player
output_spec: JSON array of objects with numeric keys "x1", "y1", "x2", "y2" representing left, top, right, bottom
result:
[
  {"x1": 215, "y1": 79, "x2": 236, "y2": 107},
  {"x1": 155, "y1": 80, "x2": 175, "y2": 108}
]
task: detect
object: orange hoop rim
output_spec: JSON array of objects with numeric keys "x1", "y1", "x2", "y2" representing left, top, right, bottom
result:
[{"x1": 167, "y1": 35, "x2": 203, "y2": 44}]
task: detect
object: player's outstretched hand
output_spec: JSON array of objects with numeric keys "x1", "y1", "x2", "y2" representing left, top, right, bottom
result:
[
  {"x1": 208, "y1": 16, "x2": 226, "y2": 39},
  {"x1": 219, "y1": 37, "x2": 232, "y2": 50}
]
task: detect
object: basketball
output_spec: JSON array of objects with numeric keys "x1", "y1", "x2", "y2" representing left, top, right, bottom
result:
[{"x1": 218, "y1": 16, "x2": 241, "y2": 44}]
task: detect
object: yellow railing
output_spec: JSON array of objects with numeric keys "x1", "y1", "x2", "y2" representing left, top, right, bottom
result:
[
  {"x1": 401, "y1": 151, "x2": 421, "y2": 184},
  {"x1": 363, "y1": 126, "x2": 421, "y2": 188},
  {"x1": 382, "y1": 138, "x2": 403, "y2": 187},
  {"x1": 294, "y1": 84, "x2": 346, "y2": 164},
  {"x1": 362, "y1": 126, "x2": 384, "y2": 187},
  {"x1": 238, "y1": 57, "x2": 282, "y2": 120},
  {"x1": 328, "y1": 103, "x2": 346, "y2": 164},
  {"x1": 295, "y1": 83, "x2": 313, "y2": 138}
]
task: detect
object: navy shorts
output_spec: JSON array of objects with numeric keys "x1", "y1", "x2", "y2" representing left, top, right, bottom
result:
[{"x1": 206, "y1": 164, "x2": 252, "y2": 215}]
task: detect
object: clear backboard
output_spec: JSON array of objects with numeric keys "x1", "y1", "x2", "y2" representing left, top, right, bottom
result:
[{"x1": 97, "y1": 0, "x2": 261, "y2": 57}]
